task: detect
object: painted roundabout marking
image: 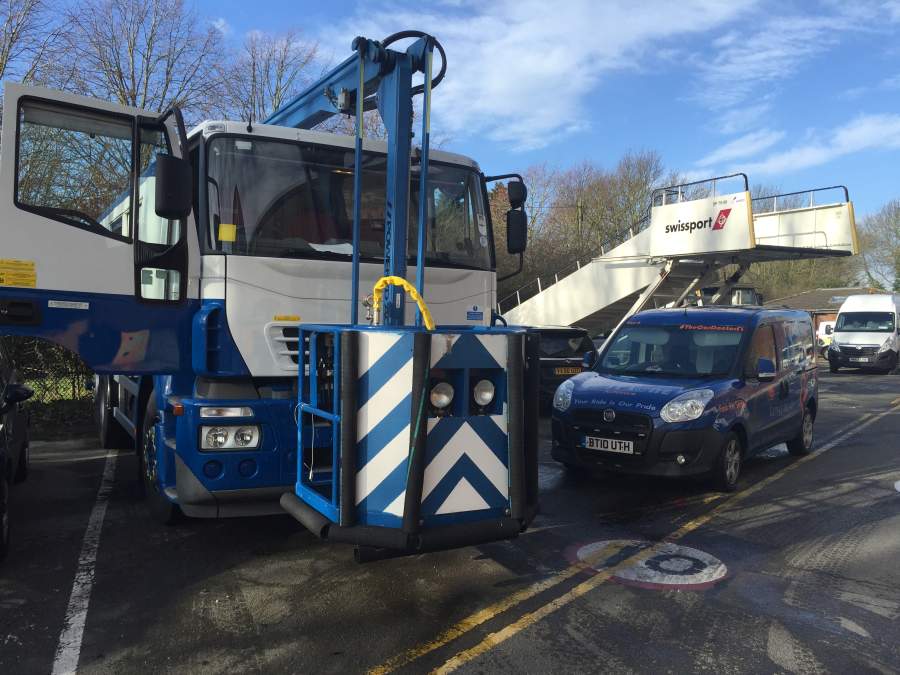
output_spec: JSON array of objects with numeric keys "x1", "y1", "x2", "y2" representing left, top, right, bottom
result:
[{"x1": 573, "y1": 539, "x2": 728, "y2": 590}]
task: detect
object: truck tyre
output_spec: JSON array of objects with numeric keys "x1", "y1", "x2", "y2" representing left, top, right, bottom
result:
[
  {"x1": 0, "y1": 472, "x2": 10, "y2": 561},
  {"x1": 13, "y1": 444, "x2": 28, "y2": 483},
  {"x1": 713, "y1": 432, "x2": 742, "y2": 492},
  {"x1": 139, "y1": 397, "x2": 181, "y2": 525},
  {"x1": 787, "y1": 406, "x2": 814, "y2": 456},
  {"x1": 95, "y1": 377, "x2": 132, "y2": 450}
]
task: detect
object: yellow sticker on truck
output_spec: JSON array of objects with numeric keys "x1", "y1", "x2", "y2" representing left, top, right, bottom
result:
[{"x1": 0, "y1": 259, "x2": 37, "y2": 288}]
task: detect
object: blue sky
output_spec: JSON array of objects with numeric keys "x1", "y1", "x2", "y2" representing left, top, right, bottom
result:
[{"x1": 199, "y1": 0, "x2": 900, "y2": 217}]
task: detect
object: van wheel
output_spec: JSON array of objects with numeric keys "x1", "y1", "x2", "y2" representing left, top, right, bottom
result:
[
  {"x1": 829, "y1": 362, "x2": 839, "y2": 373},
  {"x1": 0, "y1": 472, "x2": 10, "y2": 561},
  {"x1": 96, "y1": 377, "x2": 132, "y2": 449},
  {"x1": 787, "y1": 407, "x2": 814, "y2": 456},
  {"x1": 139, "y1": 397, "x2": 181, "y2": 526},
  {"x1": 713, "y1": 432, "x2": 742, "y2": 492}
]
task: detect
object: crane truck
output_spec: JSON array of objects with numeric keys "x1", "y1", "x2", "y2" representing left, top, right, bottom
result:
[{"x1": 0, "y1": 31, "x2": 540, "y2": 558}]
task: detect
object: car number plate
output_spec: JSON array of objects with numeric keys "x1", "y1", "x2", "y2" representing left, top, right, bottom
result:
[
  {"x1": 555, "y1": 367, "x2": 581, "y2": 375},
  {"x1": 849, "y1": 357, "x2": 870, "y2": 362},
  {"x1": 583, "y1": 436, "x2": 633, "y2": 454}
]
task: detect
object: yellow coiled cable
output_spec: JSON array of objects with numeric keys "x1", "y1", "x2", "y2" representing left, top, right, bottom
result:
[{"x1": 371, "y1": 276, "x2": 435, "y2": 330}]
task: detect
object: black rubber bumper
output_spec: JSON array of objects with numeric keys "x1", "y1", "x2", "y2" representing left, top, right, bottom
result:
[
  {"x1": 551, "y1": 418, "x2": 724, "y2": 477},
  {"x1": 829, "y1": 349, "x2": 897, "y2": 369}
]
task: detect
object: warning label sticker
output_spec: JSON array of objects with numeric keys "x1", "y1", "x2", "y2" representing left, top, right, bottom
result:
[{"x1": 0, "y1": 259, "x2": 36, "y2": 288}]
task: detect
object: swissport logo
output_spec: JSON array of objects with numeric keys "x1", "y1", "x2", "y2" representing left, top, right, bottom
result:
[
  {"x1": 712, "y1": 208, "x2": 731, "y2": 230},
  {"x1": 664, "y1": 207, "x2": 732, "y2": 235}
]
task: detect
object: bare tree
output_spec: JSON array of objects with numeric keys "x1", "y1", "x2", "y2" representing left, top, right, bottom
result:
[
  {"x1": 857, "y1": 200, "x2": 900, "y2": 290},
  {"x1": 216, "y1": 28, "x2": 318, "y2": 123},
  {"x1": 0, "y1": 0, "x2": 60, "y2": 83},
  {"x1": 54, "y1": 0, "x2": 221, "y2": 121}
]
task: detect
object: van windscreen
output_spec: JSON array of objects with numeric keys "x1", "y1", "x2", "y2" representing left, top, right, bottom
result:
[
  {"x1": 835, "y1": 312, "x2": 895, "y2": 333},
  {"x1": 598, "y1": 323, "x2": 744, "y2": 377}
]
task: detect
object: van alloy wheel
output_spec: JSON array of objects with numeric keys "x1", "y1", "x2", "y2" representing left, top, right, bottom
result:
[{"x1": 723, "y1": 439, "x2": 740, "y2": 485}]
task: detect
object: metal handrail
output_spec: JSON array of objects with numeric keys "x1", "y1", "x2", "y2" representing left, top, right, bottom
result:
[{"x1": 751, "y1": 185, "x2": 849, "y2": 213}]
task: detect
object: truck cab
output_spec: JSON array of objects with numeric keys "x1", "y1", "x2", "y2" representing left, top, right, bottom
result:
[{"x1": 0, "y1": 84, "x2": 515, "y2": 522}]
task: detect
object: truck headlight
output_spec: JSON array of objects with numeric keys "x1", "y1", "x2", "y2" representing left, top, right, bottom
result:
[
  {"x1": 201, "y1": 425, "x2": 261, "y2": 450},
  {"x1": 660, "y1": 389, "x2": 714, "y2": 423},
  {"x1": 553, "y1": 380, "x2": 574, "y2": 412},
  {"x1": 430, "y1": 382, "x2": 454, "y2": 409},
  {"x1": 200, "y1": 406, "x2": 253, "y2": 418}
]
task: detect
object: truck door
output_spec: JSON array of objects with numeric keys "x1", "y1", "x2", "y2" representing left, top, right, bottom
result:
[{"x1": 0, "y1": 84, "x2": 198, "y2": 374}]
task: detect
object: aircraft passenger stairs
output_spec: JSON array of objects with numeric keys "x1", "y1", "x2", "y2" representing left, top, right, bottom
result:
[{"x1": 499, "y1": 176, "x2": 858, "y2": 336}]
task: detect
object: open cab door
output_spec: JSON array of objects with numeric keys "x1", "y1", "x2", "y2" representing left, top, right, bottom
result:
[{"x1": 0, "y1": 84, "x2": 199, "y2": 373}]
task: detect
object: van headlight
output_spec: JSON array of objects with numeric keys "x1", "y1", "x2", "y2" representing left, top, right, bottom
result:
[
  {"x1": 660, "y1": 389, "x2": 714, "y2": 423},
  {"x1": 829, "y1": 342, "x2": 841, "y2": 353},
  {"x1": 878, "y1": 337, "x2": 893, "y2": 353},
  {"x1": 553, "y1": 380, "x2": 574, "y2": 412}
]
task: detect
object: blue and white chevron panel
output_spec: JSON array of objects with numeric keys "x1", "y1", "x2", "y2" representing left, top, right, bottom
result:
[
  {"x1": 422, "y1": 332, "x2": 511, "y2": 523},
  {"x1": 352, "y1": 330, "x2": 513, "y2": 527},
  {"x1": 354, "y1": 331, "x2": 415, "y2": 525}
]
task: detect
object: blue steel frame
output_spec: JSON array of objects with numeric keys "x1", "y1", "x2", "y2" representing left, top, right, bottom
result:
[{"x1": 263, "y1": 35, "x2": 436, "y2": 328}]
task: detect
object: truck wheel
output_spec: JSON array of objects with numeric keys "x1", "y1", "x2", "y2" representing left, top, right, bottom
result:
[
  {"x1": 713, "y1": 432, "x2": 742, "y2": 492},
  {"x1": 787, "y1": 406, "x2": 814, "y2": 456},
  {"x1": 139, "y1": 397, "x2": 181, "y2": 526},
  {"x1": 0, "y1": 472, "x2": 10, "y2": 561},
  {"x1": 96, "y1": 377, "x2": 132, "y2": 450},
  {"x1": 13, "y1": 444, "x2": 28, "y2": 483}
]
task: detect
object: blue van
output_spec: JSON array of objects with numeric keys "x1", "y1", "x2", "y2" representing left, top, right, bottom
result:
[{"x1": 551, "y1": 307, "x2": 817, "y2": 491}]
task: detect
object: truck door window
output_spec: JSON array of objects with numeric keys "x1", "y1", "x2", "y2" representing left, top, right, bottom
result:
[
  {"x1": 744, "y1": 325, "x2": 777, "y2": 378},
  {"x1": 16, "y1": 99, "x2": 133, "y2": 240},
  {"x1": 136, "y1": 126, "x2": 183, "y2": 301}
]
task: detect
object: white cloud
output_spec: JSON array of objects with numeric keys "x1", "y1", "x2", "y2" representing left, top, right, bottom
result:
[
  {"x1": 738, "y1": 113, "x2": 900, "y2": 175},
  {"x1": 697, "y1": 129, "x2": 785, "y2": 166},
  {"x1": 317, "y1": 0, "x2": 756, "y2": 151},
  {"x1": 212, "y1": 17, "x2": 232, "y2": 36}
]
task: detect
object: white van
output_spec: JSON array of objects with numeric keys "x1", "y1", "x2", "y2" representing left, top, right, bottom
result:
[{"x1": 828, "y1": 294, "x2": 900, "y2": 373}]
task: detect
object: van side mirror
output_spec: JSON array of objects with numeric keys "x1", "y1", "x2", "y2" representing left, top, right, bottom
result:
[
  {"x1": 825, "y1": 325, "x2": 833, "y2": 335},
  {"x1": 507, "y1": 180, "x2": 527, "y2": 210},
  {"x1": 506, "y1": 209, "x2": 527, "y2": 254},
  {"x1": 757, "y1": 357, "x2": 776, "y2": 381},
  {"x1": 155, "y1": 154, "x2": 192, "y2": 220},
  {"x1": 582, "y1": 351, "x2": 595, "y2": 369}
]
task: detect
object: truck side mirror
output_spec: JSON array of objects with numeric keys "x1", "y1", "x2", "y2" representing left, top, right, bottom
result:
[
  {"x1": 155, "y1": 154, "x2": 192, "y2": 220},
  {"x1": 507, "y1": 180, "x2": 527, "y2": 210},
  {"x1": 506, "y1": 209, "x2": 527, "y2": 255},
  {"x1": 0, "y1": 383, "x2": 33, "y2": 415},
  {"x1": 757, "y1": 357, "x2": 776, "y2": 381}
]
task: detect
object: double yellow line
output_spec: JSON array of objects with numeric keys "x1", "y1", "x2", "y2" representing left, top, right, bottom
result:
[{"x1": 371, "y1": 400, "x2": 900, "y2": 674}]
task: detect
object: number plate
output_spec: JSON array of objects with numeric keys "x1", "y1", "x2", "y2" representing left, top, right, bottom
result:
[
  {"x1": 583, "y1": 436, "x2": 634, "y2": 454},
  {"x1": 849, "y1": 357, "x2": 871, "y2": 363},
  {"x1": 555, "y1": 367, "x2": 581, "y2": 375}
]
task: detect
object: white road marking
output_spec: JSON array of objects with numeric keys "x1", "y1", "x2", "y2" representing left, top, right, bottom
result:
[
  {"x1": 894, "y1": 480, "x2": 900, "y2": 493},
  {"x1": 51, "y1": 450, "x2": 118, "y2": 675}
]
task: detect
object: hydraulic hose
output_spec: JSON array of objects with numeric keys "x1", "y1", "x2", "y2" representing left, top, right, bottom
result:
[
  {"x1": 381, "y1": 30, "x2": 447, "y2": 95},
  {"x1": 371, "y1": 276, "x2": 435, "y2": 330}
]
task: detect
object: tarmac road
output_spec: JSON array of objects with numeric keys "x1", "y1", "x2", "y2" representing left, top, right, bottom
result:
[{"x1": 1, "y1": 369, "x2": 898, "y2": 674}]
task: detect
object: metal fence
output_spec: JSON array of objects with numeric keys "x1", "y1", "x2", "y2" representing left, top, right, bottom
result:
[{"x1": 1, "y1": 336, "x2": 94, "y2": 437}]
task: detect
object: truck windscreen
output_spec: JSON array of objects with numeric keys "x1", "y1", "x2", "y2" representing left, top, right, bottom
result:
[{"x1": 205, "y1": 137, "x2": 492, "y2": 271}]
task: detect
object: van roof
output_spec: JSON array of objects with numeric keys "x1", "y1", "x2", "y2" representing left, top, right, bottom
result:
[
  {"x1": 630, "y1": 306, "x2": 808, "y2": 327},
  {"x1": 838, "y1": 294, "x2": 900, "y2": 311}
]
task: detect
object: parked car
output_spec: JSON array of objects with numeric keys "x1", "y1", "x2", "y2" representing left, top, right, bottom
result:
[
  {"x1": 551, "y1": 307, "x2": 817, "y2": 491},
  {"x1": 827, "y1": 294, "x2": 900, "y2": 373},
  {"x1": 533, "y1": 326, "x2": 596, "y2": 411},
  {"x1": 0, "y1": 341, "x2": 34, "y2": 560}
]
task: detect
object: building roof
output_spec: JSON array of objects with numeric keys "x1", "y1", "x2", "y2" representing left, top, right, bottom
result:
[{"x1": 764, "y1": 287, "x2": 883, "y2": 312}]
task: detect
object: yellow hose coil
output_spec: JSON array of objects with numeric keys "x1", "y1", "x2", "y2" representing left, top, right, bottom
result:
[{"x1": 372, "y1": 276, "x2": 435, "y2": 331}]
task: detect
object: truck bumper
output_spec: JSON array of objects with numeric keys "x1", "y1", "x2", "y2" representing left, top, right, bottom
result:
[{"x1": 175, "y1": 455, "x2": 291, "y2": 518}]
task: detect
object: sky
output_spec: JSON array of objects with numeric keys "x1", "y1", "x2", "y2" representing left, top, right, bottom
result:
[{"x1": 198, "y1": 0, "x2": 900, "y2": 217}]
